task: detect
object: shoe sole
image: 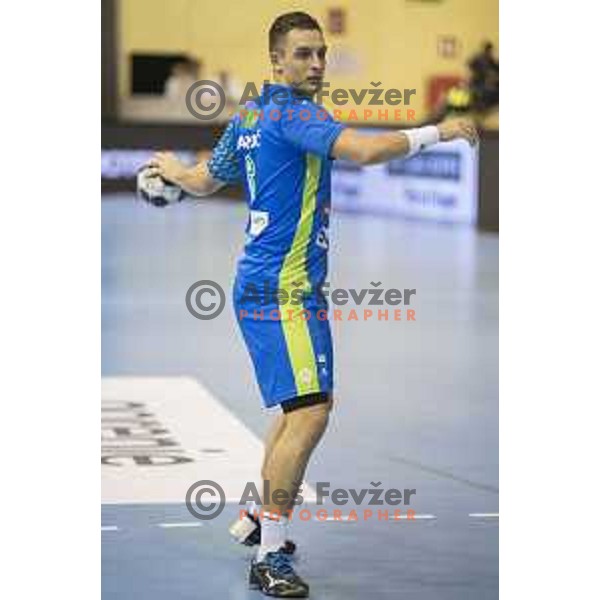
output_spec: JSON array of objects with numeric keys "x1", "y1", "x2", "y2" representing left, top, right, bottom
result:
[
  {"x1": 249, "y1": 586, "x2": 309, "y2": 598},
  {"x1": 249, "y1": 570, "x2": 308, "y2": 597}
]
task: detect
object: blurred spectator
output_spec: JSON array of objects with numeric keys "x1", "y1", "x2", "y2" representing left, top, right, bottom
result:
[
  {"x1": 468, "y1": 41, "x2": 499, "y2": 113},
  {"x1": 437, "y1": 80, "x2": 472, "y2": 119}
]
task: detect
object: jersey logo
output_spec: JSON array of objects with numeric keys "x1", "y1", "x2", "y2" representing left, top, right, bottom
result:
[
  {"x1": 237, "y1": 130, "x2": 261, "y2": 151},
  {"x1": 245, "y1": 155, "x2": 257, "y2": 204},
  {"x1": 249, "y1": 210, "x2": 269, "y2": 238}
]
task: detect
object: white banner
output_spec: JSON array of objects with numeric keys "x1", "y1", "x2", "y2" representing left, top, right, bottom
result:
[{"x1": 332, "y1": 137, "x2": 478, "y2": 225}]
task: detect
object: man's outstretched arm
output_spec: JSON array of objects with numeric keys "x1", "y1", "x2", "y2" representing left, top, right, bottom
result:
[
  {"x1": 331, "y1": 117, "x2": 478, "y2": 165},
  {"x1": 145, "y1": 116, "x2": 477, "y2": 194},
  {"x1": 145, "y1": 118, "x2": 243, "y2": 197},
  {"x1": 144, "y1": 153, "x2": 224, "y2": 197}
]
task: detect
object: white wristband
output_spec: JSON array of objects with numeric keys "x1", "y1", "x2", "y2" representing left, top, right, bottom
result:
[{"x1": 403, "y1": 126, "x2": 440, "y2": 157}]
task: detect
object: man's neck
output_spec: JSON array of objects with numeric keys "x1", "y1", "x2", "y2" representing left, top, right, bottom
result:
[{"x1": 270, "y1": 77, "x2": 314, "y2": 99}]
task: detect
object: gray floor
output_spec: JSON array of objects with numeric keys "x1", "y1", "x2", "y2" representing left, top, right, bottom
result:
[{"x1": 102, "y1": 195, "x2": 498, "y2": 599}]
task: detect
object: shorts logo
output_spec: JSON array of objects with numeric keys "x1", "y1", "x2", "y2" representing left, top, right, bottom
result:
[
  {"x1": 299, "y1": 368, "x2": 313, "y2": 385},
  {"x1": 316, "y1": 225, "x2": 329, "y2": 250}
]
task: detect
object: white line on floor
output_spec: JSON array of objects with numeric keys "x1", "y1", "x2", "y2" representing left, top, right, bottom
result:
[
  {"x1": 226, "y1": 499, "x2": 318, "y2": 505},
  {"x1": 157, "y1": 522, "x2": 203, "y2": 528},
  {"x1": 100, "y1": 512, "x2": 496, "y2": 533},
  {"x1": 389, "y1": 514, "x2": 437, "y2": 521},
  {"x1": 322, "y1": 514, "x2": 437, "y2": 522}
]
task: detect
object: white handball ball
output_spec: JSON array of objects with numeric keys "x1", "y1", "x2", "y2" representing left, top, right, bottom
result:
[{"x1": 137, "y1": 166, "x2": 183, "y2": 207}]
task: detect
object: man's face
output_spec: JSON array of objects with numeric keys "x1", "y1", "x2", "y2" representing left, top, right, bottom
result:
[{"x1": 272, "y1": 28, "x2": 327, "y2": 96}]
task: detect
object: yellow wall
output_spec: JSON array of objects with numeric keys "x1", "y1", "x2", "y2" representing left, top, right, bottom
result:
[{"x1": 118, "y1": 0, "x2": 498, "y2": 120}]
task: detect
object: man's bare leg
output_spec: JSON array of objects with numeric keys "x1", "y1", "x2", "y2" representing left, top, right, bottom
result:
[
  {"x1": 257, "y1": 397, "x2": 332, "y2": 559},
  {"x1": 241, "y1": 404, "x2": 325, "y2": 550},
  {"x1": 261, "y1": 413, "x2": 287, "y2": 486}
]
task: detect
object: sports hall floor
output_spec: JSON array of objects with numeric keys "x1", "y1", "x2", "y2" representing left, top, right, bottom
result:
[{"x1": 101, "y1": 195, "x2": 499, "y2": 600}]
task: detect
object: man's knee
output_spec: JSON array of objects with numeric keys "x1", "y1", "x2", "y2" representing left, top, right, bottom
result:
[{"x1": 283, "y1": 393, "x2": 333, "y2": 436}]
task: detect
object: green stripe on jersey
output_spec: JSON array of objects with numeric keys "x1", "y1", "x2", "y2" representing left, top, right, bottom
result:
[{"x1": 279, "y1": 153, "x2": 321, "y2": 396}]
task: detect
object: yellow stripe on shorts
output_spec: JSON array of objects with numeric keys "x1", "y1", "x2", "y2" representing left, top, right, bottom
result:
[{"x1": 279, "y1": 153, "x2": 321, "y2": 396}]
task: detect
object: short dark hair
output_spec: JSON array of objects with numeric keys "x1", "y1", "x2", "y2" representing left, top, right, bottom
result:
[{"x1": 268, "y1": 12, "x2": 322, "y2": 53}]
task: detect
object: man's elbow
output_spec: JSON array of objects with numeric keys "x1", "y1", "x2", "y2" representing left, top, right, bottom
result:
[
  {"x1": 334, "y1": 132, "x2": 381, "y2": 166},
  {"x1": 192, "y1": 186, "x2": 215, "y2": 198},
  {"x1": 185, "y1": 182, "x2": 220, "y2": 198}
]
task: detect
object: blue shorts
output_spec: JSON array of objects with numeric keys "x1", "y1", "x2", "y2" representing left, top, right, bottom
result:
[{"x1": 233, "y1": 279, "x2": 334, "y2": 409}]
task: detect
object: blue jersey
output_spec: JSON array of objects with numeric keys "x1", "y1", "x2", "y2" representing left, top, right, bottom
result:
[{"x1": 207, "y1": 84, "x2": 345, "y2": 307}]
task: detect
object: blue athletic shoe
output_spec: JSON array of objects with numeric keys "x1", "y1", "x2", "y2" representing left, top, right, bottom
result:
[{"x1": 249, "y1": 550, "x2": 309, "y2": 598}]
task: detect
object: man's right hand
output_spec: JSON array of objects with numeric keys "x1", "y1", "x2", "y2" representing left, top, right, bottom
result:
[
  {"x1": 142, "y1": 154, "x2": 224, "y2": 198},
  {"x1": 437, "y1": 117, "x2": 479, "y2": 146}
]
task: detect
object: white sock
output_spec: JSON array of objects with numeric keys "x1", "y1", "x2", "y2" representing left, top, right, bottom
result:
[
  {"x1": 257, "y1": 513, "x2": 287, "y2": 562},
  {"x1": 246, "y1": 501, "x2": 259, "y2": 520}
]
